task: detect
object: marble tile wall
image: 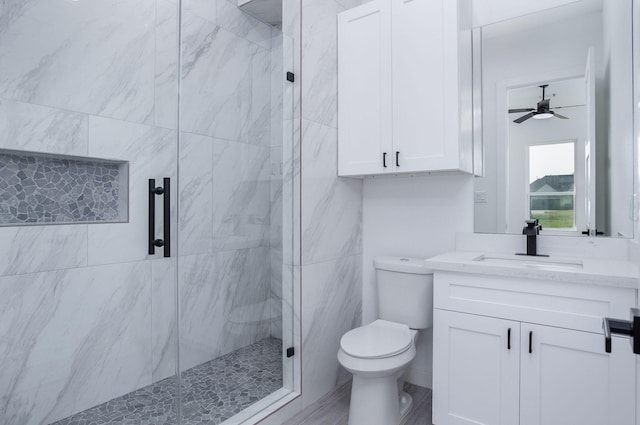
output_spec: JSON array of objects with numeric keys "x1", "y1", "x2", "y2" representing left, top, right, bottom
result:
[
  {"x1": 294, "y1": 0, "x2": 368, "y2": 409},
  {"x1": 0, "y1": 0, "x2": 295, "y2": 424},
  {"x1": 0, "y1": 1, "x2": 156, "y2": 123},
  {"x1": 0, "y1": 262, "x2": 154, "y2": 425}
]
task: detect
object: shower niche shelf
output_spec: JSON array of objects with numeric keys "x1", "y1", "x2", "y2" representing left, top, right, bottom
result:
[{"x1": 0, "y1": 149, "x2": 129, "y2": 226}]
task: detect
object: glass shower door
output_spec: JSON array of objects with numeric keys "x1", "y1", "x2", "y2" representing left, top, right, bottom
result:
[
  {"x1": 0, "y1": 0, "x2": 181, "y2": 424},
  {"x1": 0, "y1": 0, "x2": 298, "y2": 423},
  {"x1": 176, "y1": 0, "x2": 297, "y2": 422}
]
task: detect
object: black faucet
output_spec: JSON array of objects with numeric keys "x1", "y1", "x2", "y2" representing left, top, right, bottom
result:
[{"x1": 520, "y1": 219, "x2": 546, "y2": 257}]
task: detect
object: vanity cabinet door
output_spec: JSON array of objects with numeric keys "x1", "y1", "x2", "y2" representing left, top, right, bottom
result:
[
  {"x1": 433, "y1": 310, "x2": 520, "y2": 425},
  {"x1": 337, "y1": 0, "x2": 393, "y2": 176},
  {"x1": 520, "y1": 323, "x2": 636, "y2": 425}
]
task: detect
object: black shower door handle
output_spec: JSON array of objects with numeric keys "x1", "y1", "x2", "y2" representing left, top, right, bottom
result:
[{"x1": 149, "y1": 178, "x2": 171, "y2": 257}]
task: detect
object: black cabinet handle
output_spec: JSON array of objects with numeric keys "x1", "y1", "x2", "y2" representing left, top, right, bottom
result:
[
  {"x1": 507, "y1": 328, "x2": 511, "y2": 350},
  {"x1": 149, "y1": 178, "x2": 171, "y2": 258},
  {"x1": 383, "y1": 152, "x2": 387, "y2": 168},
  {"x1": 529, "y1": 331, "x2": 533, "y2": 354},
  {"x1": 396, "y1": 151, "x2": 400, "y2": 167}
]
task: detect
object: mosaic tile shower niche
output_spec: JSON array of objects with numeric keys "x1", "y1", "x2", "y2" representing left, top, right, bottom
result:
[{"x1": 0, "y1": 150, "x2": 128, "y2": 225}]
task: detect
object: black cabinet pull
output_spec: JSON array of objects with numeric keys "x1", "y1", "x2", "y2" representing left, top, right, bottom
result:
[
  {"x1": 529, "y1": 331, "x2": 533, "y2": 354},
  {"x1": 507, "y1": 328, "x2": 511, "y2": 350},
  {"x1": 396, "y1": 151, "x2": 400, "y2": 167},
  {"x1": 383, "y1": 152, "x2": 387, "y2": 168},
  {"x1": 149, "y1": 177, "x2": 171, "y2": 258}
]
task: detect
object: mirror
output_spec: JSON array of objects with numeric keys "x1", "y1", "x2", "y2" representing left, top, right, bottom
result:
[{"x1": 473, "y1": 0, "x2": 635, "y2": 237}]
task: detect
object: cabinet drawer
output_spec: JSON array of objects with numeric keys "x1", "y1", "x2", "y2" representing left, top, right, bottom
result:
[{"x1": 434, "y1": 272, "x2": 637, "y2": 333}]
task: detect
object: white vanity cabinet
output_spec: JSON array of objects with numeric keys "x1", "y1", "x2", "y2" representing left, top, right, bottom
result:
[
  {"x1": 432, "y1": 271, "x2": 638, "y2": 425},
  {"x1": 336, "y1": 0, "x2": 473, "y2": 177}
]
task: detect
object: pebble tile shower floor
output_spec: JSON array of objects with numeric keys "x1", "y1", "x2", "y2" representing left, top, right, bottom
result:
[{"x1": 50, "y1": 337, "x2": 283, "y2": 425}]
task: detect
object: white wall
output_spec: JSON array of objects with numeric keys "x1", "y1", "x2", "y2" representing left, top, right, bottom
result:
[{"x1": 362, "y1": 174, "x2": 474, "y2": 386}]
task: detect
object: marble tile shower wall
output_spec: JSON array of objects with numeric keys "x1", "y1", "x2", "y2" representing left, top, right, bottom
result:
[{"x1": 0, "y1": 1, "x2": 287, "y2": 424}]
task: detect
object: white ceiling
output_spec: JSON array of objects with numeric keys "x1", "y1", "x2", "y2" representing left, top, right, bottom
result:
[
  {"x1": 480, "y1": 0, "x2": 602, "y2": 40},
  {"x1": 508, "y1": 77, "x2": 586, "y2": 110}
]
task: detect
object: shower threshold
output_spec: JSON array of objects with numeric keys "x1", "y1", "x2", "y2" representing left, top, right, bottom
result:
[{"x1": 50, "y1": 337, "x2": 283, "y2": 425}]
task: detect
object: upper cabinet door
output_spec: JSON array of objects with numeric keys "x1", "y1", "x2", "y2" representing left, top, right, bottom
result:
[
  {"x1": 392, "y1": 0, "x2": 457, "y2": 172},
  {"x1": 338, "y1": 0, "x2": 393, "y2": 177},
  {"x1": 520, "y1": 323, "x2": 636, "y2": 425}
]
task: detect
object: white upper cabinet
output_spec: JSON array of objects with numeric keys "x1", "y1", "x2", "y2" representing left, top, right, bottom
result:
[
  {"x1": 337, "y1": 0, "x2": 473, "y2": 177},
  {"x1": 337, "y1": 1, "x2": 393, "y2": 176}
]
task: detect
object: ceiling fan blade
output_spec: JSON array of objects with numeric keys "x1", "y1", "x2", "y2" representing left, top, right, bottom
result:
[
  {"x1": 514, "y1": 112, "x2": 536, "y2": 124},
  {"x1": 550, "y1": 104, "x2": 583, "y2": 110},
  {"x1": 508, "y1": 108, "x2": 535, "y2": 113},
  {"x1": 553, "y1": 112, "x2": 569, "y2": 119}
]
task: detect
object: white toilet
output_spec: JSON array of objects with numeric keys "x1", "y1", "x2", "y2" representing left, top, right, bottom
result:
[{"x1": 337, "y1": 257, "x2": 433, "y2": 425}]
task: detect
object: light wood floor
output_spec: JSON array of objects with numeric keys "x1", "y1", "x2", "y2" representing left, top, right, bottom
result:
[{"x1": 282, "y1": 382, "x2": 432, "y2": 425}]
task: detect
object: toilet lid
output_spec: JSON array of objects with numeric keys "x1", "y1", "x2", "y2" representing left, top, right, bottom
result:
[{"x1": 340, "y1": 320, "x2": 412, "y2": 359}]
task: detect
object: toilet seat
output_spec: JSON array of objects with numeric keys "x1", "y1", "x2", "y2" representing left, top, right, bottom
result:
[{"x1": 340, "y1": 320, "x2": 412, "y2": 359}]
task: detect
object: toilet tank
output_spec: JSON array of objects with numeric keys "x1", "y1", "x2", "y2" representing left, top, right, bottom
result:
[{"x1": 374, "y1": 257, "x2": 433, "y2": 329}]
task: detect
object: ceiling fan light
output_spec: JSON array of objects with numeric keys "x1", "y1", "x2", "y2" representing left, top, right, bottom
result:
[{"x1": 533, "y1": 112, "x2": 553, "y2": 120}]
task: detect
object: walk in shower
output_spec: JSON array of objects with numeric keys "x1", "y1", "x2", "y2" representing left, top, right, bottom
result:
[{"x1": 0, "y1": 0, "x2": 299, "y2": 424}]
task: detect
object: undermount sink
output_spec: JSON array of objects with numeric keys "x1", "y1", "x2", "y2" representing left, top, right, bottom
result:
[{"x1": 472, "y1": 253, "x2": 584, "y2": 271}]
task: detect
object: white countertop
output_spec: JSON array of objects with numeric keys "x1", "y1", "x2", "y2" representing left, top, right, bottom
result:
[{"x1": 425, "y1": 251, "x2": 640, "y2": 289}]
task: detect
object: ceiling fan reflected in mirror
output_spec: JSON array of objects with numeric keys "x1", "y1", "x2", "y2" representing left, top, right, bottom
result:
[{"x1": 509, "y1": 84, "x2": 569, "y2": 124}]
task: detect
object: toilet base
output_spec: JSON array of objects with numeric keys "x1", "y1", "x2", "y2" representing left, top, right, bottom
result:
[{"x1": 348, "y1": 375, "x2": 401, "y2": 425}]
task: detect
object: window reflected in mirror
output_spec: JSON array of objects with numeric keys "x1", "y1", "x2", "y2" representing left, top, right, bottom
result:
[{"x1": 528, "y1": 142, "x2": 575, "y2": 230}]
